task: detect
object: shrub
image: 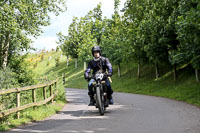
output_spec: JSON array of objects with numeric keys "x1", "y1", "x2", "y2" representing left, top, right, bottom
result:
[
  {"x1": 56, "y1": 46, "x2": 60, "y2": 52},
  {"x1": 46, "y1": 61, "x2": 50, "y2": 66},
  {"x1": 55, "y1": 57, "x2": 60, "y2": 67},
  {"x1": 41, "y1": 54, "x2": 44, "y2": 61},
  {"x1": 34, "y1": 62, "x2": 38, "y2": 68},
  {"x1": 0, "y1": 67, "x2": 18, "y2": 90},
  {"x1": 9, "y1": 55, "x2": 35, "y2": 86},
  {"x1": 0, "y1": 67, "x2": 18, "y2": 120}
]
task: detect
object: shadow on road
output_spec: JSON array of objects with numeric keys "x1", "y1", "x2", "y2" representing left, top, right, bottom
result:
[
  {"x1": 5, "y1": 88, "x2": 127, "y2": 133},
  {"x1": 8, "y1": 104, "x2": 125, "y2": 133}
]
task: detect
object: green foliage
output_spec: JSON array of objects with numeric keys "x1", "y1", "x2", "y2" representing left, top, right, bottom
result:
[
  {"x1": 0, "y1": 1, "x2": 67, "y2": 119},
  {"x1": 0, "y1": 0, "x2": 66, "y2": 69},
  {"x1": 176, "y1": 0, "x2": 200, "y2": 69},
  {"x1": 0, "y1": 55, "x2": 35, "y2": 87},
  {"x1": 41, "y1": 54, "x2": 44, "y2": 61},
  {"x1": 0, "y1": 55, "x2": 36, "y2": 127},
  {"x1": 34, "y1": 61, "x2": 38, "y2": 68},
  {"x1": 101, "y1": 1, "x2": 124, "y2": 66},
  {"x1": 56, "y1": 46, "x2": 60, "y2": 52},
  {"x1": 0, "y1": 68, "x2": 18, "y2": 118},
  {"x1": 55, "y1": 57, "x2": 60, "y2": 66},
  {"x1": 56, "y1": 0, "x2": 199, "y2": 80},
  {"x1": 8, "y1": 55, "x2": 35, "y2": 86},
  {"x1": 47, "y1": 61, "x2": 50, "y2": 66},
  {"x1": 57, "y1": 4, "x2": 104, "y2": 62},
  {"x1": 0, "y1": 67, "x2": 18, "y2": 89}
]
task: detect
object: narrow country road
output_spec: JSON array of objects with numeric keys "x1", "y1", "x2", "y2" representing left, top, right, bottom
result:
[{"x1": 4, "y1": 88, "x2": 200, "y2": 133}]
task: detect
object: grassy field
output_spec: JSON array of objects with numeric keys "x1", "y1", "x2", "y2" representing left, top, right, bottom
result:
[
  {"x1": 28, "y1": 51, "x2": 200, "y2": 107},
  {"x1": 112, "y1": 63, "x2": 200, "y2": 107},
  {"x1": 63, "y1": 59, "x2": 200, "y2": 108},
  {"x1": 1, "y1": 50, "x2": 199, "y2": 131}
]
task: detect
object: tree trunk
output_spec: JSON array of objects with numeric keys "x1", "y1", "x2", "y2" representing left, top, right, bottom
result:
[
  {"x1": 155, "y1": 63, "x2": 160, "y2": 79},
  {"x1": 195, "y1": 69, "x2": 199, "y2": 82},
  {"x1": 75, "y1": 58, "x2": 77, "y2": 69},
  {"x1": 0, "y1": 34, "x2": 4, "y2": 67},
  {"x1": 84, "y1": 62, "x2": 86, "y2": 71},
  {"x1": 118, "y1": 63, "x2": 121, "y2": 78},
  {"x1": 2, "y1": 42, "x2": 9, "y2": 69},
  {"x1": 174, "y1": 64, "x2": 177, "y2": 81},
  {"x1": 60, "y1": 54, "x2": 62, "y2": 60},
  {"x1": 0, "y1": 42, "x2": 3, "y2": 67},
  {"x1": 48, "y1": 56, "x2": 52, "y2": 61},
  {"x1": 2, "y1": 33, "x2": 10, "y2": 69},
  {"x1": 137, "y1": 62, "x2": 140, "y2": 79},
  {"x1": 66, "y1": 56, "x2": 69, "y2": 67}
]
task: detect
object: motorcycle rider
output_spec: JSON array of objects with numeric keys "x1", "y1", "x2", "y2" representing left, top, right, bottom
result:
[{"x1": 84, "y1": 45, "x2": 114, "y2": 106}]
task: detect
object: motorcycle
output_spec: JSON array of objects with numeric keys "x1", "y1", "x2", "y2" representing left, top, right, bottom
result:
[{"x1": 91, "y1": 71, "x2": 110, "y2": 115}]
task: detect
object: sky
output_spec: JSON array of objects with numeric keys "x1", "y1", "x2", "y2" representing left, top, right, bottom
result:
[{"x1": 31, "y1": 0, "x2": 127, "y2": 52}]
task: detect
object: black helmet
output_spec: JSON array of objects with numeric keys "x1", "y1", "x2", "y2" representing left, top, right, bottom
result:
[{"x1": 91, "y1": 46, "x2": 101, "y2": 56}]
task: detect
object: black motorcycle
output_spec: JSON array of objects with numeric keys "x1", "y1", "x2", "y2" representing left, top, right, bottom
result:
[{"x1": 92, "y1": 71, "x2": 109, "y2": 115}]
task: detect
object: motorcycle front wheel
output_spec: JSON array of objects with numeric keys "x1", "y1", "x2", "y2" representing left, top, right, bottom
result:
[{"x1": 96, "y1": 85, "x2": 105, "y2": 115}]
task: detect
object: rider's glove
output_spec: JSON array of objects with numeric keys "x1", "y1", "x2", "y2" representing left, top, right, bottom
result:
[
  {"x1": 107, "y1": 73, "x2": 112, "y2": 77},
  {"x1": 85, "y1": 75, "x2": 91, "y2": 81}
]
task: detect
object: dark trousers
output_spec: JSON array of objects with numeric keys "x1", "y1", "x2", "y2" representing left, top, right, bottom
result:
[{"x1": 88, "y1": 78, "x2": 113, "y2": 99}]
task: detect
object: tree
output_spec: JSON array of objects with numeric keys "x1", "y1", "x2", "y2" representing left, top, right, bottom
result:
[
  {"x1": 176, "y1": 0, "x2": 200, "y2": 82},
  {"x1": 0, "y1": 0, "x2": 66, "y2": 69},
  {"x1": 123, "y1": 0, "x2": 148, "y2": 78},
  {"x1": 58, "y1": 4, "x2": 104, "y2": 68},
  {"x1": 101, "y1": 0, "x2": 125, "y2": 78},
  {"x1": 57, "y1": 32, "x2": 71, "y2": 67},
  {"x1": 77, "y1": 17, "x2": 95, "y2": 62},
  {"x1": 159, "y1": 0, "x2": 181, "y2": 81},
  {"x1": 143, "y1": 1, "x2": 173, "y2": 79},
  {"x1": 68, "y1": 17, "x2": 80, "y2": 68},
  {"x1": 90, "y1": 4, "x2": 103, "y2": 45}
]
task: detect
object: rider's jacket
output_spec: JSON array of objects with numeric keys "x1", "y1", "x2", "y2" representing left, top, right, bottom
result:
[{"x1": 84, "y1": 56, "x2": 113, "y2": 79}]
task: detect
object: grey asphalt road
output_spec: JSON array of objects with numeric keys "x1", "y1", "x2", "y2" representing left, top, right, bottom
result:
[{"x1": 3, "y1": 88, "x2": 200, "y2": 133}]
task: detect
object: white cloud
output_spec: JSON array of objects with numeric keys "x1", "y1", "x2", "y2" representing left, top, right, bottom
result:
[{"x1": 31, "y1": 36, "x2": 58, "y2": 51}]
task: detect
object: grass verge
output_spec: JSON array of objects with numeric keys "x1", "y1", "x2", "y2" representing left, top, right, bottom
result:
[
  {"x1": 0, "y1": 102, "x2": 64, "y2": 131},
  {"x1": 0, "y1": 51, "x2": 67, "y2": 131},
  {"x1": 64, "y1": 60, "x2": 200, "y2": 107}
]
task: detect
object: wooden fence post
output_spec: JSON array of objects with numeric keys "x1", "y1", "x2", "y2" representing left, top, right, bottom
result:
[
  {"x1": 32, "y1": 89, "x2": 36, "y2": 109},
  {"x1": 43, "y1": 87, "x2": 46, "y2": 100},
  {"x1": 32, "y1": 89, "x2": 36, "y2": 103},
  {"x1": 55, "y1": 81, "x2": 57, "y2": 88},
  {"x1": 16, "y1": 92, "x2": 20, "y2": 119},
  {"x1": 50, "y1": 85, "x2": 53, "y2": 103},
  {"x1": 63, "y1": 73, "x2": 65, "y2": 85},
  {"x1": 54, "y1": 81, "x2": 57, "y2": 91}
]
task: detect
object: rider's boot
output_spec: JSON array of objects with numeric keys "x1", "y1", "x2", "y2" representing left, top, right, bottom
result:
[
  {"x1": 88, "y1": 96, "x2": 95, "y2": 106},
  {"x1": 108, "y1": 96, "x2": 114, "y2": 105}
]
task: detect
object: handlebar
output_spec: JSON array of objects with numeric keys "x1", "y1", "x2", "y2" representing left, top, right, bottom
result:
[{"x1": 86, "y1": 73, "x2": 112, "y2": 81}]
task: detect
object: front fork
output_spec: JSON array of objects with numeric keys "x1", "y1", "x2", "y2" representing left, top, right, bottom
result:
[{"x1": 93, "y1": 82, "x2": 109, "y2": 107}]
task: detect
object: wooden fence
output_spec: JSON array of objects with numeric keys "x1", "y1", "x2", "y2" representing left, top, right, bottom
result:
[{"x1": 0, "y1": 78, "x2": 58, "y2": 119}]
